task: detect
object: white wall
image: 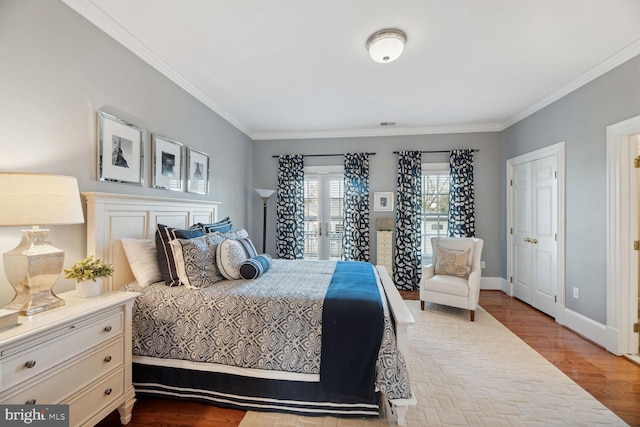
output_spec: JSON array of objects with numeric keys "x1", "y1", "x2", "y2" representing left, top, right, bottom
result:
[{"x1": 0, "y1": 0, "x2": 253, "y2": 306}]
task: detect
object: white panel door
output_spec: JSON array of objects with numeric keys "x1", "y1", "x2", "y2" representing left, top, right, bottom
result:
[
  {"x1": 510, "y1": 154, "x2": 558, "y2": 317},
  {"x1": 512, "y1": 162, "x2": 532, "y2": 302}
]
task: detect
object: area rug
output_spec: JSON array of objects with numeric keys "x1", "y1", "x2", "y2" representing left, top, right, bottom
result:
[{"x1": 239, "y1": 301, "x2": 627, "y2": 426}]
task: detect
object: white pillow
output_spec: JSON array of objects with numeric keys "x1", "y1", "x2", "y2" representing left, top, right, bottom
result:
[
  {"x1": 121, "y1": 238, "x2": 162, "y2": 286},
  {"x1": 216, "y1": 238, "x2": 257, "y2": 280}
]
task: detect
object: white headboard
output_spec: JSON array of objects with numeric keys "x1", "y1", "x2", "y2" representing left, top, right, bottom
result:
[{"x1": 83, "y1": 192, "x2": 220, "y2": 291}]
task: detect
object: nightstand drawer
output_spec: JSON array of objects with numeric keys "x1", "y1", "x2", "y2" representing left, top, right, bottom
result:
[
  {"x1": 66, "y1": 368, "x2": 124, "y2": 427},
  {"x1": 2, "y1": 338, "x2": 123, "y2": 405},
  {"x1": 0, "y1": 310, "x2": 123, "y2": 390}
]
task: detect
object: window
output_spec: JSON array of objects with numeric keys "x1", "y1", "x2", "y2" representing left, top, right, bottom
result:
[
  {"x1": 303, "y1": 166, "x2": 344, "y2": 260},
  {"x1": 421, "y1": 163, "x2": 450, "y2": 262}
]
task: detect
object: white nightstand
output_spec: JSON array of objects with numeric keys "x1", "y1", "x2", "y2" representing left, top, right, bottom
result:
[
  {"x1": 377, "y1": 230, "x2": 393, "y2": 275},
  {"x1": 0, "y1": 290, "x2": 139, "y2": 426}
]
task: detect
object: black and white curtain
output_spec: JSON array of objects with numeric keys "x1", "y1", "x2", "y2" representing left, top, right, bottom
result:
[
  {"x1": 394, "y1": 150, "x2": 422, "y2": 291},
  {"x1": 448, "y1": 149, "x2": 475, "y2": 237},
  {"x1": 276, "y1": 154, "x2": 305, "y2": 259},
  {"x1": 342, "y1": 153, "x2": 370, "y2": 262}
]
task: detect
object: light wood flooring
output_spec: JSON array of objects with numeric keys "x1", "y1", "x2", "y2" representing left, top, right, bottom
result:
[{"x1": 97, "y1": 290, "x2": 640, "y2": 427}]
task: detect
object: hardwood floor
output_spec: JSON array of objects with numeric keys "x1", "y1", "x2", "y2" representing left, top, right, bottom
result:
[{"x1": 97, "y1": 290, "x2": 640, "y2": 426}]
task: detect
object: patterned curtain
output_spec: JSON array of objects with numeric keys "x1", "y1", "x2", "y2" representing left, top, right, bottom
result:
[
  {"x1": 276, "y1": 155, "x2": 305, "y2": 259},
  {"x1": 342, "y1": 153, "x2": 370, "y2": 262},
  {"x1": 394, "y1": 151, "x2": 422, "y2": 290},
  {"x1": 448, "y1": 149, "x2": 476, "y2": 237}
]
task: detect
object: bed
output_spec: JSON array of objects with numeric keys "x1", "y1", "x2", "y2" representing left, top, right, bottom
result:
[{"x1": 84, "y1": 192, "x2": 416, "y2": 424}]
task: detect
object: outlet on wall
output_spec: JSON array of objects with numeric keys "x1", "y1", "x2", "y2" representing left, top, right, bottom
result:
[
  {"x1": 573, "y1": 287, "x2": 579, "y2": 299},
  {"x1": 480, "y1": 261, "x2": 485, "y2": 269}
]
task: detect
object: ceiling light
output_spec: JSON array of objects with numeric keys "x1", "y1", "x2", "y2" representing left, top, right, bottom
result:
[{"x1": 367, "y1": 29, "x2": 406, "y2": 63}]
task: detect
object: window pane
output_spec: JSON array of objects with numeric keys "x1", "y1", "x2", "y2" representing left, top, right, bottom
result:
[{"x1": 421, "y1": 170, "x2": 450, "y2": 263}]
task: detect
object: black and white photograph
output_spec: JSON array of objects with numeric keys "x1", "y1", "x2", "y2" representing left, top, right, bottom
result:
[
  {"x1": 186, "y1": 147, "x2": 209, "y2": 195},
  {"x1": 98, "y1": 111, "x2": 144, "y2": 184},
  {"x1": 152, "y1": 134, "x2": 183, "y2": 191},
  {"x1": 374, "y1": 192, "x2": 394, "y2": 211}
]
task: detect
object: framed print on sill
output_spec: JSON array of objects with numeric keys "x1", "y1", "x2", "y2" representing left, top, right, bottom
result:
[
  {"x1": 186, "y1": 147, "x2": 209, "y2": 195},
  {"x1": 98, "y1": 111, "x2": 144, "y2": 185},
  {"x1": 374, "y1": 192, "x2": 394, "y2": 211},
  {"x1": 152, "y1": 134, "x2": 183, "y2": 191}
]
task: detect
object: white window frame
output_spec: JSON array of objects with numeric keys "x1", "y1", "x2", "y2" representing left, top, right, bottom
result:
[{"x1": 421, "y1": 163, "x2": 450, "y2": 263}]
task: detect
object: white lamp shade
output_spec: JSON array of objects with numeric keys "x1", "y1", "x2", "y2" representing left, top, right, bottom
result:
[
  {"x1": 254, "y1": 188, "x2": 276, "y2": 199},
  {"x1": 367, "y1": 29, "x2": 406, "y2": 63},
  {"x1": 0, "y1": 173, "x2": 85, "y2": 226}
]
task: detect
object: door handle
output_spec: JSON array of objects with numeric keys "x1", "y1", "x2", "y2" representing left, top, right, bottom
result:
[
  {"x1": 532, "y1": 238, "x2": 538, "y2": 244},
  {"x1": 524, "y1": 237, "x2": 531, "y2": 243},
  {"x1": 318, "y1": 222, "x2": 322, "y2": 236}
]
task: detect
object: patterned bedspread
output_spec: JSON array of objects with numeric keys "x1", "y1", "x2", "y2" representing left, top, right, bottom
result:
[{"x1": 123, "y1": 259, "x2": 411, "y2": 400}]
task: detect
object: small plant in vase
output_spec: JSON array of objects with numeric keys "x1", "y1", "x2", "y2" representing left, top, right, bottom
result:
[{"x1": 64, "y1": 255, "x2": 114, "y2": 297}]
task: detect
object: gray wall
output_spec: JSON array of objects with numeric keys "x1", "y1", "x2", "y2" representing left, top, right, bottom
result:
[
  {"x1": 500, "y1": 55, "x2": 640, "y2": 324},
  {"x1": 0, "y1": 0, "x2": 253, "y2": 306},
  {"x1": 252, "y1": 133, "x2": 502, "y2": 278}
]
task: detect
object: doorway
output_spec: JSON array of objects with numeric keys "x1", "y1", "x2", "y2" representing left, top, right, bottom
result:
[
  {"x1": 303, "y1": 166, "x2": 344, "y2": 260},
  {"x1": 507, "y1": 142, "x2": 566, "y2": 318}
]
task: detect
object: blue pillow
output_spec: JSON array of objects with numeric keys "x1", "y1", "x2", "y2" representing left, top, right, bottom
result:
[
  {"x1": 239, "y1": 254, "x2": 272, "y2": 280},
  {"x1": 198, "y1": 217, "x2": 233, "y2": 233},
  {"x1": 156, "y1": 224, "x2": 205, "y2": 286}
]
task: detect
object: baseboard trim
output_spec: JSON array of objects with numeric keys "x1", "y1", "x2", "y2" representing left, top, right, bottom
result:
[
  {"x1": 560, "y1": 307, "x2": 608, "y2": 349},
  {"x1": 480, "y1": 277, "x2": 504, "y2": 291}
]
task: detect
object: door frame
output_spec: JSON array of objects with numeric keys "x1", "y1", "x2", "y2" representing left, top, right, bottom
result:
[
  {"x1": 506, "y1": 141, "x2": 566, "y2": 319},
  {"x1": 606, "y1": 116, "x2": 640, "y2": 356}
]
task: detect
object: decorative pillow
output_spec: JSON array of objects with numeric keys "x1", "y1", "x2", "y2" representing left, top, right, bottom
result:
[
  {"x1": 198, "y1": 217, "x2": 233, "y2": 234},
  {"x1": 219, "y1": 228, "x2": 249, "y2": 240},
  {"x1": 121, "y1": 238, "x2": 162, "y2": 286},
  {"x1": 169, "y1": 233, "x2": 226, "y2": 288},
  {"x1": 156, "y1": 224, "x2": 206, "y2": 286},
  {"x1": 216, "y1": 238, "x2": 259, "y2": 280},
  {"x1": 434, "y1": 247, "x2": 471, "y2": 279},
  {"x1": 239, "y1": 254, "x2": 273, "y2": 280}
]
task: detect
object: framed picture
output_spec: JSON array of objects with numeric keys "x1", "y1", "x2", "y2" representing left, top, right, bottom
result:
[
  {"x1": 98, "y1": 111, "x2": 144, "y2": 185},
  {"x1": 374, "y1": 192, "x2": 394, "y2": 211},
  {"x1": 186, "y1": 147, "x2": 209, "y2": 195},
  {"x1": 152, "y1": 134, "x2": 183, "y2": 191}
]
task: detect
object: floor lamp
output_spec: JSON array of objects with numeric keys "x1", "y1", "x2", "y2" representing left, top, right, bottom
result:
[{"x1": 254, "y1": 188, "x2": 276, "y2": 253}]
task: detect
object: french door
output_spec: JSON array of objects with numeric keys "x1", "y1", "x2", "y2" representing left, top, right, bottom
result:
[{"x1": 303, "y1": 170, "x2": 344, "y2": 260}]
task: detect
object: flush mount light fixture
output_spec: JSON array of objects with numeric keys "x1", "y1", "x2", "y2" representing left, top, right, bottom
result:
[{"x1": 367, "y1": 29, "x2": 406, "y2": 63}]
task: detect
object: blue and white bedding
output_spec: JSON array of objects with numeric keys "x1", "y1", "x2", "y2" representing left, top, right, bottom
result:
[{"x1": 123, "y1": 259, "x2": 411, "y2": 401}]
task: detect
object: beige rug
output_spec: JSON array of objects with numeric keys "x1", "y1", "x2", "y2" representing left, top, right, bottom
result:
[{"x1": 239, "y1": 301, "x2": 627, "y2": 427}]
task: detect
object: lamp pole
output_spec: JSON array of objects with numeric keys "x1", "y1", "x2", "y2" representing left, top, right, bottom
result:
[{"x1": 254, "y1": 189, "x2": 276, "y2": 254}]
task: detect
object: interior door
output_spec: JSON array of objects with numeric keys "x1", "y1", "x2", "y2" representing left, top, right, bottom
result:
[
  {"x1": 510, "y1": 154, "x2": 558, "y2": 317},
  {"x1": 303, "y1": 172, "x2": 344, "y2": 260}
]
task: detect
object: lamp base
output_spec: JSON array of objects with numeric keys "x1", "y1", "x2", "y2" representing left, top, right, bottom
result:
[{"x1": 3, "y1": 228, "x2": 65, "y2": 316}]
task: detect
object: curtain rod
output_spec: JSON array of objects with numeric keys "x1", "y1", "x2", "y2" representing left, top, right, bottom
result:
[
  {"x1": 272, "y1": 152, "x2": 376, "y2": 158},
  {"x1": 392, "y1": 149, "x2": 480, "y2": 154}
]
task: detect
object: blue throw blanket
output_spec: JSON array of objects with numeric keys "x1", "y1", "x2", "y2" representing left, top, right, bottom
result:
[{"x1": 320, "y1": 261, "x2": 384, "y2": 401}]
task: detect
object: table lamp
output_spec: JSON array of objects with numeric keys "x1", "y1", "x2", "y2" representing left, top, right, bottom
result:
[
  {"x1": 254, "y1": 188, "x2": 276, "y2": 253},
  {"x1": 0, "y1": 173, "x2": 85, "y2": 315}
]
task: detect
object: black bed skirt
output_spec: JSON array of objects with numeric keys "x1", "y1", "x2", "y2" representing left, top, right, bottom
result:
[{"x1": 132, "y1": 363, "x2": 380, "y2": 418}]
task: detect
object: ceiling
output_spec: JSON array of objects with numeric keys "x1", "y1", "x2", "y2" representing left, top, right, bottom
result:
[{"x1": 62, "y1": 0, "x2": 640, "y2": 140}]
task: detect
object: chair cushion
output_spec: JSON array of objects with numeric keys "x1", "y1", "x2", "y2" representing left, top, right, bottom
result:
[
  {"x1": 424, "y1": 274, "x2": 470, "y2": 297},
  {"x1": 434, "y1": 246, "x2": 471, "y2": 278}
]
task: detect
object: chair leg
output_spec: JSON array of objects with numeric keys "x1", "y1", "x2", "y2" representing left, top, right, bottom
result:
[
  {"x1": 470, "y1": 310, "x2": 475, "y2": 321},
  {"x1": 420, "y1": 300, "x2": 425, "y2": 310}
]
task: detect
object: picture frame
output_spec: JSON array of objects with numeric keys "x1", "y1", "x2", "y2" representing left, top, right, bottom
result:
[
  {"x1": 98, "y1": 111, "x2": 144, "y2": 185},
  {"x1": 152, "y1": 134, "x2": 183, "y2": 191},
  {"x1": 374, "y1": 192, "x2": 394, "y2": 211},
  {"x1": 186, "y1": 147, "x2": 210, "y2": 195}
]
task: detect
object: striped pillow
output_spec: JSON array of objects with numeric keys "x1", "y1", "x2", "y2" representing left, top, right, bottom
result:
[
  {"x1": 239, "y1": 254, "x2": 273, "y2": 280},
  {"x1": 155, "y1": 224, "x2": 205, "y2": 286},
  {"x1": 216, "y1": 238, "x2": 258, "y2": 280}
]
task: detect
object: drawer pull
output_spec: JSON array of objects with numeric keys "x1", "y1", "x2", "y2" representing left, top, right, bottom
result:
[
  {"x1": 104, "y1": 355, "x2": 112, "y2": 363},
  {"x1": 104, "y1": 388, "x2": 112, "y2": 396},
  {"x1": 26, "y1": 399, "x2": 36, "y2": 405},
  {"x1": 104, "y1": 325, "x2": 112, "y2": 332},
  {"x1": 25, "y1": 360, "x2": 36, "y2": 369}
]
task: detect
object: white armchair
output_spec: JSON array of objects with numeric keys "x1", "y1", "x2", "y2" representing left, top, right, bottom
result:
[{"x1": 420, "y1": 237, "x2": 484, "y2": 321}]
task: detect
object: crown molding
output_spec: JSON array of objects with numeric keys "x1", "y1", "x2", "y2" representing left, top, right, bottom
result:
[
  {"x1": 501, "y1": 37, "x2": 640, "y2": 130},
  {"x1": 252, "y1": 123, "x2": 503, "y2": 141},
  {"x1": 60, "y1": 0, "x2": 253, "y2": 138}
]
